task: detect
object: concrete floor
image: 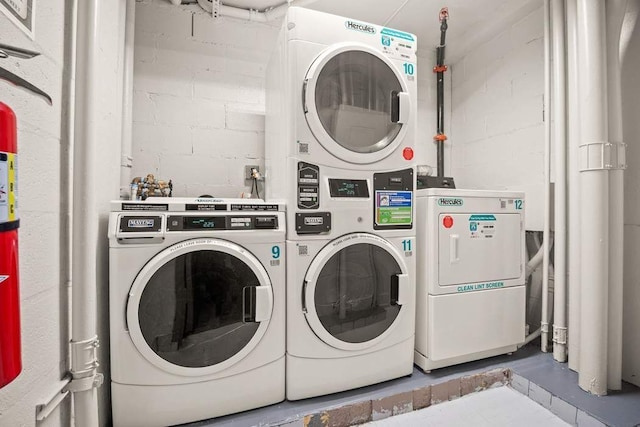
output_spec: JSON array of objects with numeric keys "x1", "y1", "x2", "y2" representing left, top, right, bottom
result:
[{"x1": 188, "y1": 343, "x2": 640, "y2": 427}]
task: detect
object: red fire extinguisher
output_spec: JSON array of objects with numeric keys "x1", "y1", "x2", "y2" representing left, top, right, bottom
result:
[{"x1": 0, "y1": 102, "x2": 21, "y2": 388}]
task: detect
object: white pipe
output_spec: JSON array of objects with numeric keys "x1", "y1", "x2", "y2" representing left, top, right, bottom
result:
[
  {"x1": 190, "y1": 0, "x2": 318, "y2": 22},
  {"x1": 606, "y1": 0, "x2": 627, "y2": 392},
  {"x1": 523, "y1": 327, "x2": 542, "y2": 346},
  {"x1": 566, "y1": 0, "x2": 581, "y2": 373},
  {"x1": 120, "y1": 0, "x2": 135, "y2": 199},
  {"x1": 541, "y1": 0, "x2": 552, "y2": 353},
  {"x1": 551, "y1": 0, "x2": 568, "y2": 364},
  {"x1": 71, "y1": 0, "x2": 101, "y2": 423},
  {"x1": 577, "y1": 0, "x2": 609, "y2": 396},
  {"x1": 526, "y1": 242, "x2": 544, "y2": 277}
]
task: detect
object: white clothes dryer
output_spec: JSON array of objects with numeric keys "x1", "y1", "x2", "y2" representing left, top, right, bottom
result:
[
  {"x1": 108, "y1": 198, "x2": 285, "y2": 427},
  {"x1": 265, "y1": 7, "x2": 418, "y2": 233}
]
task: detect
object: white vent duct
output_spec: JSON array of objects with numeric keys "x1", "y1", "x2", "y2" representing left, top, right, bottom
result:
[{"x1": 169, "y1": 0, "x2": 319, "y2": 22}]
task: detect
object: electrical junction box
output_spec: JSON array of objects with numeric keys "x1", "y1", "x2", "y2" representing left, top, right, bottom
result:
[{"x1": 414, "y1": 189, "x2": 526, "y2": 371}]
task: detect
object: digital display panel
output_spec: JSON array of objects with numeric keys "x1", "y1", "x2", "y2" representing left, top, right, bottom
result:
[
  {"x1": 329, "y1": 179, "x2": 369, "y2": 198},
  {"x1": 183, "y1": 216, "x2": 226, "y2": 230}
]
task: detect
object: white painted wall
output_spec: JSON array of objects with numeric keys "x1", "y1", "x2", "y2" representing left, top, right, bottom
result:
[
  {"x1": 622, "y1": 0, "x2": 640, "y2": 389},
  {"x1": 449, "y1": 6, "x2": 544, "y2": 231},
  {"x1": 0, "y1": 1, "x2": 126, "y2": 426},
  {"x1": 131, "y1": 0, "x2": 281, "y2": 198},
  {"x1": 0, "y1": 2, "x2": 72, "y2": 426}
]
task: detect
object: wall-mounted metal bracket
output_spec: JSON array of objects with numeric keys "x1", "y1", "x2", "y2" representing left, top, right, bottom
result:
[
  {"x1": 579, "y1": 141, "x2": 627, "y2": 171},
  {"x1": 35, "y1": 378, "x2": 71, "y2": 422},
  {"x1": 553, "y1": 325, "x2": 568, "y2": 345},
  {"x1": 541, "y1": 321, "x2": 549, "y2": 334}
]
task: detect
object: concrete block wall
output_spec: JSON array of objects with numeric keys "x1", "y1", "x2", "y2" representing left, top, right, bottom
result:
[
  {"x1": 132, "y1": 0, "x2": 442, "y2": 198},
  {"x1": 449, "y1": 7, "x2": 544, "y2": 231},
  {"x1": 0, "y1": 2, "x2": 72, "y2": 426},
  {"x1": 132, "y1": 0, "x2": 281, "y2": 198}
]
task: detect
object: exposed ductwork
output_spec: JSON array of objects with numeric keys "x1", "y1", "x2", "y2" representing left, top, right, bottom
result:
[{"x1": 169, "y1": 0, "x2": 319, "y2": 22}]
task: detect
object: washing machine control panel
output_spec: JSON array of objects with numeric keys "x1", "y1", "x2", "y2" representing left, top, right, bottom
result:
[{"x1": 166, "y1": 215, "x2": 279, "y2": 231}]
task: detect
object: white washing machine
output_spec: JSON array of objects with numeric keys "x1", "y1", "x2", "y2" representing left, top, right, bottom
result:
[
  {"x1": 414, "y1": 189, "x2": 526, "y2": 371},
  {"x1": 108, "y1": 198, "x2": 285, "y2": 427},
  {"x1": 265, "y1": 7, "x2": 418, "y2": 400},
  {"x1": 286, "y1": 231, "x2": 415, "y2": 400}
]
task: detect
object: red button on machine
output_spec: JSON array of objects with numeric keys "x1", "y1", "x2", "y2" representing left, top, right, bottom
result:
[
  {"x1": 402, "y1": 147, "x2": 414, "y2": 160},
  {"x1": 443, "y1": 215, "x2": 454, "y2": 228}
]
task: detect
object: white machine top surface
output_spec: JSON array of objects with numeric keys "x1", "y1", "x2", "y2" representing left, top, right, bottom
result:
[
  {"x1": 110, "y1": 198, "x2": 286, "y2": 212},
  {"x1": 285, "y1": 7, "x2": 417, "y2": 56},
  {"x1": 417, "y1": 188, "x2": 525, "y2": 199}
]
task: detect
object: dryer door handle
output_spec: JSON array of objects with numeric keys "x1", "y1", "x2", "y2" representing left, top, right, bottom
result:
[
  {"x1": 242, "y1": 285, "x2": 273, "y2": 323},
  {"x1": 391, "y1": 91, "x2": 410, "y2": 124},
  {"x1": 391, "y1": 273, "x2": 410, "y2": 306}
]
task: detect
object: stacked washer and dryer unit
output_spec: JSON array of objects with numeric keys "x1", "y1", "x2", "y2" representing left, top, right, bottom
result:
[
  {"x1": 265, "y1": 7, "x2": 418, "y2": 400},
  {"x1": 109, "y1": 198, "x2": 286, "y2": 427}
]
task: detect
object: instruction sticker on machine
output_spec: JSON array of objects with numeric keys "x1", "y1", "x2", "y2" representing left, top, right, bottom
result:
[
  {"x1": 468, "y1": 214, "x2": 496, "y2": 239},
  {"x1": 375, "y1": 191, "x2": 412, "y2": 226}
]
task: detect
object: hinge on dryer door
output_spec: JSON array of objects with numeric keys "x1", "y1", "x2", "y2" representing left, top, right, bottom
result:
[
  {"x1": 212, "y1": 0, "x2": 221, "y2": 19},
  {"x1": 302, "y1": 80, "x2": 308, "y2": 113}
]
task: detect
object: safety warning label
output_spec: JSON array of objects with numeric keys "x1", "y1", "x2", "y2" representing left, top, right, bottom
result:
[{"x1": 0, "y1": 151, "x2": 17, "y2": 223}]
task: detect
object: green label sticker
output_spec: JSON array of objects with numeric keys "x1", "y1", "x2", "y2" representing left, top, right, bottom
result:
[
  {"x1": 376, "y1": 191, "x2": 412, "y2": 225},
  {"x1": 457, "y1": 281, "x2": 505, "y2": 293}
]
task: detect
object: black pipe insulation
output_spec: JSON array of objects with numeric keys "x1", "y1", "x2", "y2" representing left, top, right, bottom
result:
[{"x1": 435, "y1": 8, "x2": 448, "y2": 178}]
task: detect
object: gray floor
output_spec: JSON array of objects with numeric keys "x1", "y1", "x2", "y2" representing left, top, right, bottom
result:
[
  {"x1": 186, "y1": 343, "x2": 640, "y2": 427},
  {"x1": 363, "y1": 386, "x2": 569, "y2": 427}
]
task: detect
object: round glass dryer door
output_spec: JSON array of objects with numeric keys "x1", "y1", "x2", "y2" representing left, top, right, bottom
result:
[
  {"x1": 126, "y1": 238, "x2": 273, "y2": 376},
  {"x1": 304, "y1": 43, "x2": 411, "y2": 165},
  {"x1": 303, "y1": 234, "x2": 409, "y2": 351}
]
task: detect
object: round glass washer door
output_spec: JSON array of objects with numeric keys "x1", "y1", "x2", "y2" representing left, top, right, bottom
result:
[
  {"x1": 303, "y1": 233, "x2": 410, "y2": 351},
  {"x1": 126, "y1": 238, "x2": 273, "y2": 377},
  {"x1": 303, "y1": 42, "x2": 411, "y2": 165}
]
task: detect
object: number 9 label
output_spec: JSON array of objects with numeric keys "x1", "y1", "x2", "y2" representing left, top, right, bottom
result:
[{"x1": 271, "y1": 245, "x2": 281, "y2": 259}]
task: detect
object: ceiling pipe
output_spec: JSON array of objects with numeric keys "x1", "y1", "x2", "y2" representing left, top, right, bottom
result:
[
  {"x1": 605, "y1": 0, "x2": 628, "y2": 392},
  {"x1": 551, "y1": 0, "x2": 568, "y2": 364},
  {"x1": 566, "y1": 0, "x2": 581, "y2": 373},
  {"x1": 186, "y1": 0, "x2": 319, "y2": 22},
  {"x1": 577, "y1": 0, "x2": 609, "y2": 396}
]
